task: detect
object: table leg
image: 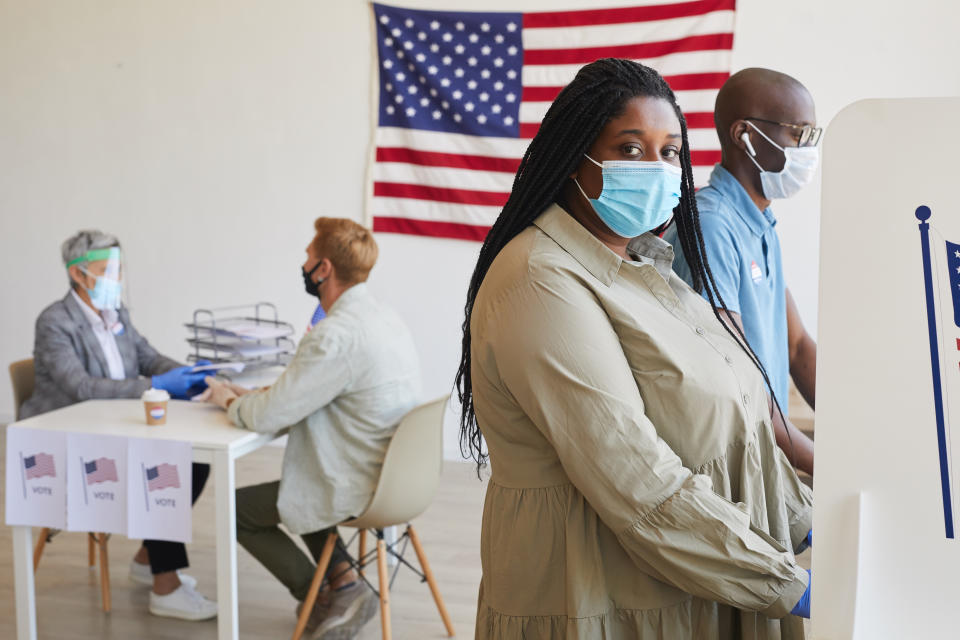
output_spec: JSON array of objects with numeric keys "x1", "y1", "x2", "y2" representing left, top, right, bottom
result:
[
  {"x1": 13, "y1": 526, "x2": 37, "y2": 640},
  {"x1": 214, "y1": 449, "x2": 239, "y2": 640}
]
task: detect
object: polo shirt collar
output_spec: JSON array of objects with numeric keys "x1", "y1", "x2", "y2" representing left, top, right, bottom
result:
[{"x1": 708, "y1": 164, "x2": 777, "y2": 236}]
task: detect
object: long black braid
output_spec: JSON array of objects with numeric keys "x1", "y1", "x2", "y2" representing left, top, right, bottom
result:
[{"x1": 455, "y1": 58, "x2": 794, "y2": 472}]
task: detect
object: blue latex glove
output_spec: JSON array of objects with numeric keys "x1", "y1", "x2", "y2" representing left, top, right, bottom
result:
[
  {"x1": 186, "y1": 381, "x2": 210, "y2": 399},
  {"x1": 791, "y1": 569, "x2": 811, "y2": 618},
  {"x1": 796, "y1": 528, "x2": 813, "y2": 553},
  {"x1": 152, "y1": 366, "x2": 209, "y2": 399},
  {"x1": 184, "y1": 360, "x2": 212, "y2": 398}
]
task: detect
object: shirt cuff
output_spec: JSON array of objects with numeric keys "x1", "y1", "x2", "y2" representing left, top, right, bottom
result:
[
  {"x1": 226, "y1": 395, "x2": 246, "y2": 429},
  {"x1": 761, "y1": 563, "x2": 810, "y2": 619},
  {"x1": 787, "y1": 482, "x2": 814, "y2": 552}
]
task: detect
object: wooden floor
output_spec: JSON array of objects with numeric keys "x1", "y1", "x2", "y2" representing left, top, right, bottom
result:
[{"x1": 0, "y1": 435, "x2": 488, "y2": 640}]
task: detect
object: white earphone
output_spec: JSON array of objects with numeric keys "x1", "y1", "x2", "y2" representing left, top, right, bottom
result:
[{"x1": 740, "y1": 131, "x2": 757, "y2": 157}]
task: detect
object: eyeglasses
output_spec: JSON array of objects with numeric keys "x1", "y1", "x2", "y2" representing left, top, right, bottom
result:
[{"x1": 745, "y1": 117, "x2": 822, "y2": 147}]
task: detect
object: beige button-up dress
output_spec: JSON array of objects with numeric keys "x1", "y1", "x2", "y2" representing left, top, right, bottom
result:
[{"x1": 470, "y1": 205, "x2": 812, "y2": 639}]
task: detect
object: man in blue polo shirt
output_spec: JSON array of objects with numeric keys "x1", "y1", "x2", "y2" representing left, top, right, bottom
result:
[{"x1": 667, "y1": 68, "x2": 819, "y2": 475}]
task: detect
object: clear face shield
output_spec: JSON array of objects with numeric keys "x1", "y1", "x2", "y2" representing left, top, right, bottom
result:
[{"x1": 67, "y1": 246, "x2": 124, "y2": 311}]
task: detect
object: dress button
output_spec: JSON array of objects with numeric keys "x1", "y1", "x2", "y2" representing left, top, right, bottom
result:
[
  {"x1": 725, "y1": 356, "x2": 733, "y2": 365},
  {"x1": 695, "y1": 327, "x2": 705, "y2": 336},
  {"x1": 742, "y1": 393, "x2": 750, "y2": 404}
]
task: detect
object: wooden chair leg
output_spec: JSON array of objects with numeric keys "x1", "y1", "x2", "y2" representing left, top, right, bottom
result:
[
  {"x1": 358, "y1": 529, "x2": 367, "y2": 577},
  {"x1": 33, "y1": 528, "x2": 50, "y2": 571},
  {"x1": 377, "y1": 538, "x2": 392, "y2": 640},
  {"x1": 292, "y1": 533, "x2": 338, "y2": 640},
  {"x1": 88, "y1": 533, "x2": 96, "y2": 567},
  {"x1": 98, "y1": 534, "x2": 111, "y2": 613},
  {"x1": 408, "y1": 525, "x2": 455, "y2": 637}
]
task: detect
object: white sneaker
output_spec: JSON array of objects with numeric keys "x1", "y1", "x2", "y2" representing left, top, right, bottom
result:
[
  {"x1": 129, "y1": 560, "x2": 198, "y2": 589},
  {"x1": 149, "y1": 584, "x2": 218, "y2": 621}
]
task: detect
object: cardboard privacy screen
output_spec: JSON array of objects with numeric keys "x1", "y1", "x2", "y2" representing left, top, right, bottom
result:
[{"x1": 813, "y1": 98, "x2": 960, "y2": 639}]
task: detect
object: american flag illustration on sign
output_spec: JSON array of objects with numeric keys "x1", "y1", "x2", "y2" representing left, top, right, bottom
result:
[
  {"x1": 84, "y1": 457, "x2": 119, "y2": 485},
  {"x1": 368, "y1": 0, "x2": 734, "y2": 241},
  {"x1": 146, "y1": 463, "x2": 180, "y2": 492},
  {"x1": 23, "y1": 453, "x2": 56, "y2": 480}
]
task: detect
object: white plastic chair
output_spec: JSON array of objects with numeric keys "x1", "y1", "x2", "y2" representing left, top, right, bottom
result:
[{"x1": 292, "y1": 396, "x2": 455, "y2": 640}]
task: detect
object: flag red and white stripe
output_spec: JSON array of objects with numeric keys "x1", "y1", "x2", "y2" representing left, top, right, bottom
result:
[{"x1": 370, "y1": 0, "x2": 734, "y2": 241}]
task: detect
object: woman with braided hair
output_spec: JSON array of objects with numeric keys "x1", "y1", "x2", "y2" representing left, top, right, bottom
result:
[{"x1": 457, "y1": 58, "x2": 813, "y2": 639}]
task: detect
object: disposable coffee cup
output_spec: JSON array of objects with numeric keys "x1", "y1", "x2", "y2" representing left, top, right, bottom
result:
[{"x1": 142, "y1": 388, "x2": 170, "y2": 425}]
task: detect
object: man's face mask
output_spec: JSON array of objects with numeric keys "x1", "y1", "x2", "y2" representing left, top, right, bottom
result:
[
  {"x1": 302, "y1": 261, "x2": 323, "y2": 299},
  {"x1": 743, "y1": 120, "x2": 819, "y2": 200}
]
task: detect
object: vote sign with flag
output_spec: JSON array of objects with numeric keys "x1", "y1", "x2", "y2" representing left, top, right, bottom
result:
[
  {"x1": 128, "y1": 438, "x2": 193, "y2": 542},
  {"x1": 368, "y1": 0, "x2": 734, "y2": 241}
]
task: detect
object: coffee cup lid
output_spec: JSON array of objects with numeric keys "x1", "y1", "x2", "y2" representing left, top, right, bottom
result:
[{"x1": 142, "y1": 388, "x2": 170, "y2": 402}]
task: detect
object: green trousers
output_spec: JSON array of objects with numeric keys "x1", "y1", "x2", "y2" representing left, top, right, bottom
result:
[{"x1": 235, "y1": 481, "x2": 351, "y2": 602}]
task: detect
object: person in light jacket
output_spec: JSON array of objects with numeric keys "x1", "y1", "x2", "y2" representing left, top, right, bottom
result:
[{"x1": 200, "y1": 217, "x2": 421, "y2": 640}]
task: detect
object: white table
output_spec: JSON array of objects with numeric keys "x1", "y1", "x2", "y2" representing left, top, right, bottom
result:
[{"x1": 10, "y1": 399, "x2": 285, "y2": 640}]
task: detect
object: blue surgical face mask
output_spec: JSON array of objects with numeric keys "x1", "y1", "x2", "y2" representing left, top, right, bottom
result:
[
  {"x1": 84, "y1": 273, "x2": 123, "y2": 310},
  {"x1": 574, "y1": 155, "x2": 682, "y2": 238}
]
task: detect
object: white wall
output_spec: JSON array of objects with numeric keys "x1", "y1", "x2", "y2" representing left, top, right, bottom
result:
[{"x1": 2, "y1": 0, "x2": 958, "y2": 460}]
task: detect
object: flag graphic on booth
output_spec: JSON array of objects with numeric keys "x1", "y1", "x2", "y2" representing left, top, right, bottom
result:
[
  {"x1": 946, "y1": 241, "x2": 960, "y2": 329},
  {"x1": 145, "y1": 463, "x2": 180, "y2": 492},
  {"x1": 916, "y1": 205, "x2": 960, "y2": 539},
  {"x1": 84, "y1": 457, "x2": 118, "y2": 485},
  {"x1": 23, "y1": 453, "x2": 56, "y2": 480},
  {"x1": 368, "y1": 0, "x2": 735, "y2": 241}
]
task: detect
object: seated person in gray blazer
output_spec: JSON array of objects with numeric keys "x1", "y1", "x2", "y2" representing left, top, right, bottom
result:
[
  {"x1": 199, "y1": 217, "x2": 421, "y2": 640},
  {"x1": 20, "y1": 229, "x2": 218, "y2": 621}
]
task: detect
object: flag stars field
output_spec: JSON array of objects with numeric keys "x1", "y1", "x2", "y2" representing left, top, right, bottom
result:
[{"x1": 375, "y1": 4, "x2": 524, "y2": 138}]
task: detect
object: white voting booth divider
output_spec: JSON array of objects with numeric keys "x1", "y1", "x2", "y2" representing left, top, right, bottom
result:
[{"x1": 813, "y1": 98, "x2": 960, "y2": 639}]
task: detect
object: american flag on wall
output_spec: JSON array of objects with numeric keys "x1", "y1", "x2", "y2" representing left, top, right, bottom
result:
[
  {"x1": 368, "y1": 0, "x2": 734, "y2": 241},
  {"x1": 146, "y1": 463, "x2": 180, "y2": 492}
]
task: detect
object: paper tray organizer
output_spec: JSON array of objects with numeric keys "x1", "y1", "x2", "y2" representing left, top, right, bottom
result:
[{"x1": 185, "y1": 303, "x2": 296, "y2": 371}]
